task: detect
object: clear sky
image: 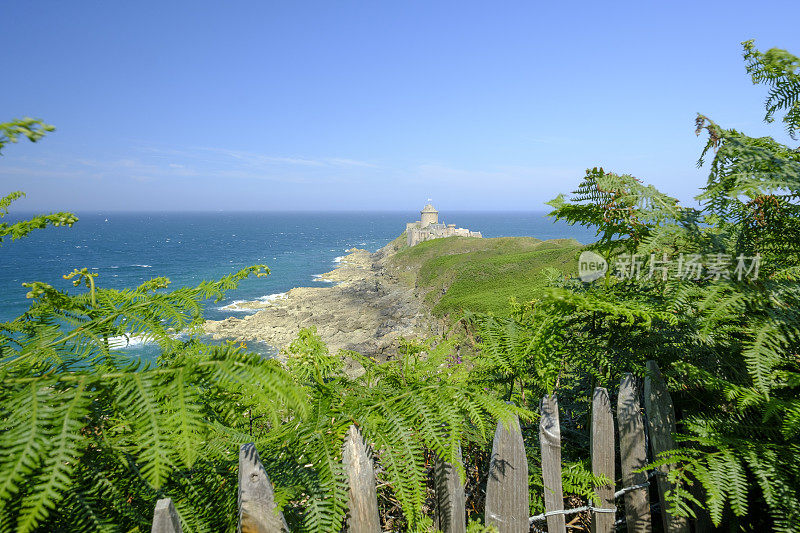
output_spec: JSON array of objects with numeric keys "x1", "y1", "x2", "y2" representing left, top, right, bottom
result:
[{"x1": 2, "y1": 1, "x2": 798, "y2": 212}]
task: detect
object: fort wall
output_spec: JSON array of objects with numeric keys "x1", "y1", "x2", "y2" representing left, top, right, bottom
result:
[{"x1": 405, "y1": 204, "x2": 482, "y2": 247}]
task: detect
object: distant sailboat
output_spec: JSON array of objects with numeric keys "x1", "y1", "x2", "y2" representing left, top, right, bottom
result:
[{"x1": 104, "y1": 218, "x2": 108, "y2": 222}]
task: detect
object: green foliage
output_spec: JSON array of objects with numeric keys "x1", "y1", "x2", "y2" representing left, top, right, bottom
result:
[
  {"x1": 463, "y1": 305, "x2": 565, "y2": 399},
  {"x1": 661, "y1": 43, "x2": 800, "y2": 530},
  {"x1": 0, "y1": 121, "x2": 296, "y2": 532},
  {"x1": 5, "y1": 39, "x2": 800, "y2": 531},
  {"x1": 1, "y1": 207, "x2": 521, "y2": 531},
  {"x1": 466, "y1": 519, "x2": 498, "y2": 533},
  {"x1": 451, "y1": 40, "x2": 800, "y2": 531},
  {"x1": 0, "y1": 118, "x2": 54, "y2": 155},
  {"x1": 0, "y1": 120, "x2": 523, "y2": 530},
  {"x1": 252, "y1": 331, "x2": 526, "y2": 532},
  {"x1": 0, "y1": 257, "x2": 303, "y2": 532},
  {"x1": 0, "y1": 120, "x2": 77, "y2": 247},
  {"x1": 463, "y1": 40, "x2": 800, "y2": 531},
  {"x1": 283, "y1": 325, "x2": 343, "y2": 384},
  {"x1": 547, "y1": 166, "x2": 682, "y2": 261},
  {"x1": 743, "y1": 40, "x2": 800, "y2": 139}
]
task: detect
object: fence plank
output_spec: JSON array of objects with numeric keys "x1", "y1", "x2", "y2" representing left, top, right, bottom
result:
[
  {"x1": 539, "y1": 394, "x2": 566, "y2": 533},
  {"x1": 238, "y1": 443, "x2": 289, "y2": 533},
  {"x1": 617, "y1": 374, "x2": 652, "y2": 533},
  {"x1": 434, "y1": 446, "x2": 466, "y2": 533},
  {"x1": 591, "y1": 387, "x2": 615, "y2": 533},
  {"x1": 644, "y1": 361, "x2": 689, "y2": 533},
  {"x1": 342, "y1": 425, "x2": 381, "y2": 533},
  {"x1": 485, "y1": 414, "x2": 529, "y2": 533},
  {"x1": 151, "y1": 498, "x2": 182, "y2": 533}
]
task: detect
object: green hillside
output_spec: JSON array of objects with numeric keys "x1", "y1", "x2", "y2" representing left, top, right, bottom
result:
[{"x1": 387, "y1": 235, "x2": 584, "y2": 317}]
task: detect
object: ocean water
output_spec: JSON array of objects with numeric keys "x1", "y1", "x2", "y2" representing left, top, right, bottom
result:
[{"x1": 1, "y1": 211, "x2": 596, "y2": 358}]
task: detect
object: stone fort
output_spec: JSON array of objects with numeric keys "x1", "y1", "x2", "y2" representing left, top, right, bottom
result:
[{"x1": 405, "y1": 203, "x2": 482, "y2": 247}]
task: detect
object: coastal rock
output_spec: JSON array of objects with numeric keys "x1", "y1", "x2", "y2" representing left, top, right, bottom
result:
[{"x1": 203, "y1": 247, "x2": 433, "y2": 359}]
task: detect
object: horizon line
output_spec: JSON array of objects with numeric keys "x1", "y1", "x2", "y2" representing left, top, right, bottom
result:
[{"x1": 7, "y1": 208, "x2": 556, "y2": 215}]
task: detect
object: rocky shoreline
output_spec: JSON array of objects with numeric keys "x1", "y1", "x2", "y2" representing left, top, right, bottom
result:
[{"x1": 203, "y1": 242, "x2": 433, "y2": 359}]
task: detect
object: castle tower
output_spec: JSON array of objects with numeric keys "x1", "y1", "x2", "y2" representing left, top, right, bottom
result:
[{"x1": 420, "y1": 203, "x2": 439, "y2": 227}]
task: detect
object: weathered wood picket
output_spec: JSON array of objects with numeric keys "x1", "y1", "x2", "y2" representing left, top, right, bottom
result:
[
  {"x1": 539, "y1": 394, "x2": 564, "y2": 532},
  {"x1": 643, "y1": 361, "x2": 689, "y2": 533},
  {"x1": 617, "y1": 374, "x2": 651, "y2": 533},
  {"x1": 150, "y1": 360, "x2": 690, "y2": 532},
  {"x1": 485, "y1": 414, "x2": 529, "y2": 532}
]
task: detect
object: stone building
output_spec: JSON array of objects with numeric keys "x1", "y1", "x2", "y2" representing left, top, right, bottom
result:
[
  {"x1": 405, "y1": 203, "x2": 482, "y2": 247},
  {"x1": 420, "y1": 203, "x2": 439, "y2": 227}
]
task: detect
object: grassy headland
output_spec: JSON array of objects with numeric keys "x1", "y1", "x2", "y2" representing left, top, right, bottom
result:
[{"x1": 385, "y1": 235, "x2": 584, "y2": 317}]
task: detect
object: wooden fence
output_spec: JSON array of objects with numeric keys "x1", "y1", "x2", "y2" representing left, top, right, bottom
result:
[{"x1": 151, "y1": 360, "x2": 698, "y2": 533}]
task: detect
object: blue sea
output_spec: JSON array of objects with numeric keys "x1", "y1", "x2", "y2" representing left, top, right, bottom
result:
[{"x1": 1, "y1": 211, "x2": 596, "y2": 358}]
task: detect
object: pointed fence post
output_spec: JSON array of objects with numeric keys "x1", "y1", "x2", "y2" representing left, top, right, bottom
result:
[
  {"x1": 434, "y1": 446, "x2": 466, "y2": 533},
  {"x1": 591, "y1": 387, "x2": 615, "y2": 533},
  {"x1": 238, "y1": 443, "x2": 289, "y2": 533},
  {"x1": 485, "y1": 414, "x2": 529, "y2": 533},
  {"x1": 151, "y1": 498, "x2": 182, "y2": 533},
  {"x1": 539, "y1": 394, "x2": 566, "y2": 533},
  {"x1": 342, "y1": 425, "x2": 380, "y2": 532},
  {"x1": 644, "y1": 361, "x2": 689, "y2": 533},
  {"x1": 617, "y1": 374, "x2": 652, "y2": 533}
]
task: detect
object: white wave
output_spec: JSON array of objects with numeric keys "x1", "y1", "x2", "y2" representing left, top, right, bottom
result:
[
  {"x1": 312, "y1": 274, "x2": 334, "y2": 283},
  {"x1": 257, "y1": 292, "x2": 288, "y2": 303},
  {"x1": 219, "y1": 292, "x2": 287, "y2": 312},
  {"x1": 107, "y1": 334, "x2": 153, "y2": 349},
  {"x1": 333, "y1": 255, "x2": 347, "y2": 264},
  {"x1": 217, "y1": 302, "x2": 259, "y2": 313},
  {"x1": 131, "y1": 264, "x2": 152, "y2": 268},
  {"x1": 108, "y1": 331, "x2": 188, "y2": 348}
]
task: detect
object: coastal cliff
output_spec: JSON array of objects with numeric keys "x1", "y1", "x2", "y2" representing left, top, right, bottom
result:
[
  {"x1": 203, "y1": 241, "x2": 434, "y2": 358},
  {"x1": 203, "y1": 234, "x2": 582, "y2": 359}
]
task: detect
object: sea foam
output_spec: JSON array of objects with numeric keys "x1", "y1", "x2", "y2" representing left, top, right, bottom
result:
[
  {"x1": 257, "y1": 292, "x2": 288, "y2": 303},
  {"x1": 219, "y1": 292, "x2": 288, "y2": 312},
  {"x1": 107, "y1": 334, "x2": 153, "y2": 349}
]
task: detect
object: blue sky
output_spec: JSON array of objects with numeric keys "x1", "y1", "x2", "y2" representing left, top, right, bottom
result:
[{"x1": 2, "y1": 1, "x2": 798, "y2": 212}]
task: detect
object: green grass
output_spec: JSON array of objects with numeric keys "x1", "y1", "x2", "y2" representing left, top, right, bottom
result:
[{"x1": 387, "y1": 236, "x2": 584, "y2": 317}]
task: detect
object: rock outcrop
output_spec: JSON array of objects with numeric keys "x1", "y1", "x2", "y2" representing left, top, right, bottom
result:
[{"x1": 203, "y1": 245, "x2": 433, "y2": 358}]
